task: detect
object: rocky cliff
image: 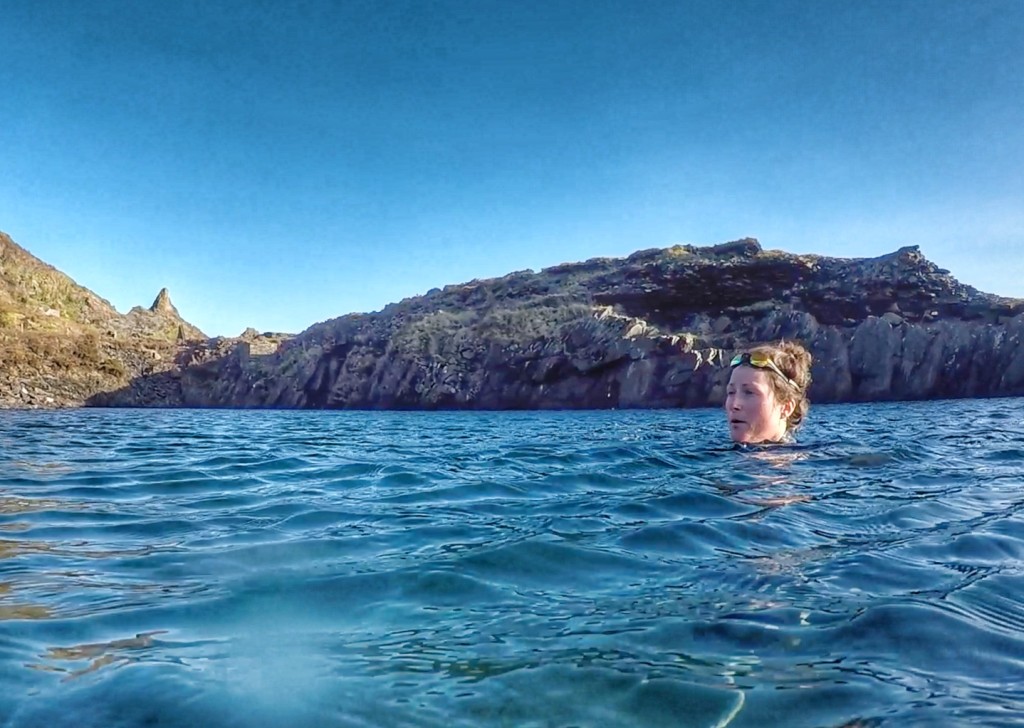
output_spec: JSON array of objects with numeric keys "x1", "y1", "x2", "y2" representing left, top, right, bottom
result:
[
  {"x1": 0, "y1": 232, "x2": 207, "y2": 407},
  {"x1": 91, "y1": 238, "x2": 1024, "y2": 410}
]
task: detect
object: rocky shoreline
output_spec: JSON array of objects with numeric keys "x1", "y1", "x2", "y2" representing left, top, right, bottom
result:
[
  {"x1": 78, "y1": 238, "x2": 1024, "y2": 410},
  {"x1": 0, "y1": 232, "x2": 204, "y2": 409},
  {"x1": 3, "y1": 231, "x2": 1022, "y2": 410}
]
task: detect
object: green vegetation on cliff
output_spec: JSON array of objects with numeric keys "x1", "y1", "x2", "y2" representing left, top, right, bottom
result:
[
  {"x1": 3, "y1": 230, "x2": 1023, "y2": 410},
  {"x1": 0, "y1": 232, "x2": 207, "y2": 407}
]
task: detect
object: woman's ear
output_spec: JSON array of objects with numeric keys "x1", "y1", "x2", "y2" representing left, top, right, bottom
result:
[{"x1": 780, "y1": 398, "x2": 796, "y2": 420}]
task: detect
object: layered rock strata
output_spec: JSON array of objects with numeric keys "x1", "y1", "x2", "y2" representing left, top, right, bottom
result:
[{"x1": 92, "y1": 239, "x2": 1024, "y2": 409}]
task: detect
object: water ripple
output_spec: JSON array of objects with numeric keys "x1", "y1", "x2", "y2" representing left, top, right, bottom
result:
[{"x1": 1, "y1": 401, "x2": 1024, "y2": 726}]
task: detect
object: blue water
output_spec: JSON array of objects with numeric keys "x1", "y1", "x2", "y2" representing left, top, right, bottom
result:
[{"x1": 2, "y1": 401, "x2": 1024, "y2": 727}]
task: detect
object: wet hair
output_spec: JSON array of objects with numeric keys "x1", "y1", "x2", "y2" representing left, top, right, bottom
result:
[{"x1": 745, "y1": 340, "x2": 813, "y2": 433}]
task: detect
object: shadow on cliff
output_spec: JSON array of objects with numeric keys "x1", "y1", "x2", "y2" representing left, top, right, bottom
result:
[
  {"x1": 86, "y1": 241, "x2": 1024, "y2": 410},
  {"x1": 85, "y1": 337, "x2": 284, "y2": 409},
  {"x1": 84, "y1": 310, "x2": 1024, "y2": 411},
  {"x1": 85, "y1": 331, "x2": 736, "y2": 411}
]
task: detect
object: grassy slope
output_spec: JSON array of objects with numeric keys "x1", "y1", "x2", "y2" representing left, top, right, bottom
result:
[{"x1": 0, "y1": 232, "x2": 204, "y2": 406}]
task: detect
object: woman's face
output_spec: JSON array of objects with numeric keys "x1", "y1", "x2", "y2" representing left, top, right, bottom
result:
[{"x1": 724, "y1": 367, "x2": 793, "y2": 444}]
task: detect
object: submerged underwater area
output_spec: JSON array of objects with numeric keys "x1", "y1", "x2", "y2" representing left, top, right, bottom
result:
[{"x1": 1, "y1": 401, "x2": 1023, "y2": 727}]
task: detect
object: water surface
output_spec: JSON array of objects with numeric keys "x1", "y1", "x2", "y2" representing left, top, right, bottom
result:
[{"x1": 2, "y1": 400, "x2": 1024, "y2": 726}]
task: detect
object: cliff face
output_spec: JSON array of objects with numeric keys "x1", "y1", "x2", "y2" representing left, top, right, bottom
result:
[
  {"x1": 0, "y1": 232, "x2": 206, "y2": 407},
  {"x1": 91, "y1": 239, "x2": 1024, "y2": 410}
]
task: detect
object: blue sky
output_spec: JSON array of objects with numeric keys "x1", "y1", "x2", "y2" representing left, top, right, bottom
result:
[{"x1": 2, "y1": 0, "x2": 1022, "y2": 336}]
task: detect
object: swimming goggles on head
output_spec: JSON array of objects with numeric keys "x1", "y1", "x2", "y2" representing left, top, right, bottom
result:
[{"x1": 730, "y1": 352, "x2": 799, "y2": 390}]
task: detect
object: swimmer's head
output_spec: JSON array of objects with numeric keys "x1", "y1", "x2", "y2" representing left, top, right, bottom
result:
[{"x1": 725, "y1": 341, "x2": 812, "y2": 443}]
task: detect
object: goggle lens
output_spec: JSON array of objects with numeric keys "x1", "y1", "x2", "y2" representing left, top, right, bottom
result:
[
  {"x1": 730, "y1": 353, "x2": 772, "y2": 368},
  {"x1": 729, "y1": 352, "x2": 799, "y2": 390}
]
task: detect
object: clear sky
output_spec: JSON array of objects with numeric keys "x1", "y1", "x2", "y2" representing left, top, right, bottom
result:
[{"x1": 2, "y1": 0, "x2": 1022, "y2": 336}]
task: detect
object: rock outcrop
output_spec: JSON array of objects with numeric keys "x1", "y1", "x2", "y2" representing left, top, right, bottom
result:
[
  {"x1": 0, "y1": 232, "x2": 208, "y2": 408},
  {"x1": 149, "y1": 288, "x2": 177, "y2": 316},
  {"x1": 125, "y1": 287, "x2": 205, "y2": 343},
  {"x1": 3, "y1": 228, "x2": 1021, "y2": 411},
  {"x1": 91, "y1": 238, "x2": 1024, "y2": 410}
]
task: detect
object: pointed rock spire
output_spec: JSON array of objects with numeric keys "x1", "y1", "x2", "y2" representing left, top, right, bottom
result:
[{"x1": 149, "y1": 288, "x2": 180, "y2": 317}]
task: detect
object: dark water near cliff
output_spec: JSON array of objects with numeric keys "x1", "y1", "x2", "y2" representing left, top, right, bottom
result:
[{"x1": 2, "y1": 401, "x2": 1024, "y2": 727}]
